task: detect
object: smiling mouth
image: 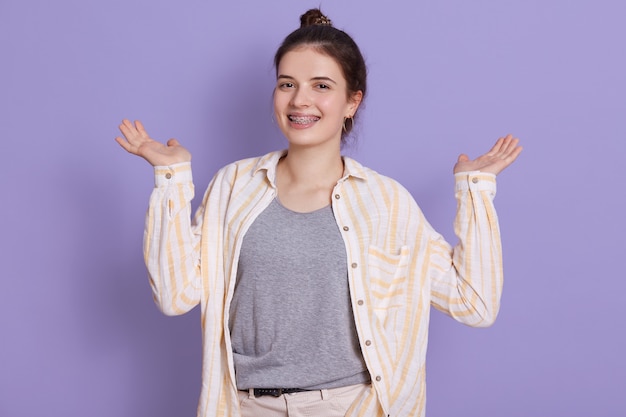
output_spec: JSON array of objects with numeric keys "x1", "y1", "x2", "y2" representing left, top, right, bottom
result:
[{"x1": 288, "y1": 115, "x2": 320, "y2": 124}]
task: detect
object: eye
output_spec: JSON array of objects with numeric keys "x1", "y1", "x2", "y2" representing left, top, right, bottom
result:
[
  {"x1": 279, "y1": 82, "x2": 294, "y2": 89},
  {"x1": 316, "y1": 83, "x2": 330, "y2": 90}
]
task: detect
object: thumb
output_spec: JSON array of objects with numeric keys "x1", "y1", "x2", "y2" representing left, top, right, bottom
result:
[
  {"x1": 167, "y1": 138, "x2": 181, "y2": 147},
  {"x1": 457, "y1": 154, "x2": 470, "y2": 163}
]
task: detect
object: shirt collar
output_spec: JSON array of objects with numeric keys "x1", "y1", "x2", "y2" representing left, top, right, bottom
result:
[
  {"x1": 252, "y1": 150, "x2": 369, "y2": 187},
  {"x1": 340, "y1": 156, "x2": 368, "y2": 181}
]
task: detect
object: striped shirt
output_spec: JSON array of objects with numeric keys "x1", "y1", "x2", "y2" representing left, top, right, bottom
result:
[{"x1": 145, "y1": 150, "x2": 503, "y2": 417}]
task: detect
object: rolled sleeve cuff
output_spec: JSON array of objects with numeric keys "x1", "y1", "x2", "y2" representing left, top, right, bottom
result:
[{"x1": 154, "y1": 162, "x2": 193, "y2": 187}]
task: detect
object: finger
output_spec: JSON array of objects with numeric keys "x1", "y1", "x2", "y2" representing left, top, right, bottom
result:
[
  {"x1": 497, "y1": 145, "x2": 523, "y2": 172},
  {"x1": 500, "y1": 137, "x2": 520, "y2": 157},
  {"x1": 115, "y1": 136, "x2": 134, "y2": 153},
  {"x1": 500, "y1": 134, "x2": 515, "y2": 149},
  {"x1": 118, "y1": 122, "x2": 138, "y2": 142},
  {"x1": 121, "y1": 119, "x2": 136, "y2": 134},
  {"x1": 167, "y1": 138, "x2": 180, "y2": 147},
  {"x1": 492, "y1": 134, "x2": 519, "y2": 157},
  {"x1": 121, "y1": 119, "x2": 148, "y2": 141},
  {"x1": 135, "y1": 120, "x2": 149, "y2": 138},
  {"x1": 486, "y1": 137, "x2": 505, "y2": 156},
  {"x1": 505, "y1": 144, "x2": 523, "y2": 163}
]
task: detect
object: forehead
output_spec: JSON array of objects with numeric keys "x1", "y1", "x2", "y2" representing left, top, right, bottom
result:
[{"x1": 277, "y1": 46, "x2": 345, "y2": 82}]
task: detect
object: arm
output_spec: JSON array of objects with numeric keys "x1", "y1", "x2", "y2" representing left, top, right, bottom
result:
[
  {"x1": 430, "y1": 171, "x2": 501, "y2": 326},
  {"x1": 430, "y1": 135, "x2": 522, "y2": 327},
  {"x1": 144, "y1": 162, "x2": 205, "y2": 315},
  {"x1": 116, "y1": 120, "x2": 202, "y2": 315}
]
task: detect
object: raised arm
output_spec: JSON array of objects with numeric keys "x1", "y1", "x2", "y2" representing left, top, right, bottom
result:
[
  {"x1": 430, "y1": 135, "x2": 522, "y2": 327},
  {"x1": 116, "y1": 119, "x2": 201, "y2": 315}
]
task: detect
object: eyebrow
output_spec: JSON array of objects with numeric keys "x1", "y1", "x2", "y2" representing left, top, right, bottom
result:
[{"x1": 277, "y1": 75, "x2": 338, "y2": 85}]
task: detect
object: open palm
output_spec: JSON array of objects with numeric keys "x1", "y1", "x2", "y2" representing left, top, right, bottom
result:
[
  {"x1": 115, "y1": 119, "x2": 191, "y2": 167},
  {"x1": 453, "y1": 134, "x2": 522, "y2": 175}
]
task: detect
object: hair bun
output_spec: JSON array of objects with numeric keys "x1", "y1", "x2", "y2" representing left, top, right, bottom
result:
[{"x1": 300, "y1": 8, "x2": 332, "y2": 28}]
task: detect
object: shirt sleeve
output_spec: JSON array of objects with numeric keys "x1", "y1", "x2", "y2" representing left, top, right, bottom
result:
[
  {"x1": 143, "y1": 162, "x2": 203, "y2": 315},
  {"x1": 429, "y1": 171, "x2": 502, "y2": 327}
]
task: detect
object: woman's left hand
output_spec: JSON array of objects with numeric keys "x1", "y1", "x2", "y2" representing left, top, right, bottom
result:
[{"x1": 453, "y1": 134, "x2": 523, "y2": 175}]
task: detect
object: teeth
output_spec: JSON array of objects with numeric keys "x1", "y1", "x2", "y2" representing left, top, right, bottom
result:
[{"x1": 288, "y1": 116, "x2": 319, "y2": 124}]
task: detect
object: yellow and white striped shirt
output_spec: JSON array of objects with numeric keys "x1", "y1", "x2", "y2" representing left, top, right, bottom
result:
[{"x1": 145, "y1": 150, "x2": 502, "y2": 417}]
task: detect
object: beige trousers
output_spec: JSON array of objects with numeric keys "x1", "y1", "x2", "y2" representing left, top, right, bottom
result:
[{"x1": 236, "y1": 384, "x2": 370, "y2": 417}]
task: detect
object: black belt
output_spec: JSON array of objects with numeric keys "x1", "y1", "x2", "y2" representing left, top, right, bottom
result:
[{"x1": 246, "y1": 388, "x2": 309, "y2": 397}]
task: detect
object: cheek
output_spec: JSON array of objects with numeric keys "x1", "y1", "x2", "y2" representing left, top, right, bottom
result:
[
  {"x1": 329, "y1": 102, "x2": 352, "y2": 123},
  {"x1": 273, "y1": 92, "x2": 289, "y2": 113},
  {"x1": 318, "y1": 96, "x2": 347, "y2": 114}
]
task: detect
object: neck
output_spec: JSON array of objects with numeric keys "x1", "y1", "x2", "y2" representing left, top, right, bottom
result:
[{"x1": 279, "y1": 144, "x2": 344, "y2": 187}]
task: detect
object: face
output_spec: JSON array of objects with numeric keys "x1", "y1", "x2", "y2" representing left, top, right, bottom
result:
[{"x1": 274, "y1": 47, "x2": 362, "y2": 149}]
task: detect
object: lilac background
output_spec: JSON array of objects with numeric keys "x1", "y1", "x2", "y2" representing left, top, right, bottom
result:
[{"x1": 1, "y1": 0, "x2": 624, "y2": 415}]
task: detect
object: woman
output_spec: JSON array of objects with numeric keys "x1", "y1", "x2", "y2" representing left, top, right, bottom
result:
[{"x1": 116, "y1": 8, "x2": 522, "y2": 417}]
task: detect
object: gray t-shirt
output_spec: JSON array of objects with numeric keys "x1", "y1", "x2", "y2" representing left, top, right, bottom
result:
[{"x1": 229, "y1": 198, "x2": 370, "y2": 390}]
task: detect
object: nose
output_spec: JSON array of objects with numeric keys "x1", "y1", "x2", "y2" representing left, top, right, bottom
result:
[{"x1": 290, "y1": 86, "x2": 311, "y2": 107}]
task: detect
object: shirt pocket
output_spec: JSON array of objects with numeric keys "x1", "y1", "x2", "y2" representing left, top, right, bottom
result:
[{"x1": 367, "y1": 245, "x2": 411, "y2": 325}]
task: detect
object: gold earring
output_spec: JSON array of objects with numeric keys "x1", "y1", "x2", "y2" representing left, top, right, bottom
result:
[{"x1": 342, "y1": 115, "x2": 354, "y2": 133}]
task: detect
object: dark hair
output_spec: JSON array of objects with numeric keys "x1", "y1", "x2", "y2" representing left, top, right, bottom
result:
[{"x1": 274, "y1": 8, "x2": 367, "y2": 141}]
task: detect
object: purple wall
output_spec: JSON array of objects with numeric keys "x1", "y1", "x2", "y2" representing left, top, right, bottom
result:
[{"x1": 1, "y1": 0, "x2": 624, "y2": 415}]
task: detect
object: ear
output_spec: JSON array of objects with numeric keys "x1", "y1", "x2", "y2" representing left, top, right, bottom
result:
[{"x1": 347, "y1": 90, "x2": 363, "y2": 115}]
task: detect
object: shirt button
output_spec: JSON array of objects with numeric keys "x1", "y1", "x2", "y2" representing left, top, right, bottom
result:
[
  {"x1": 357, "y1": 299, "x2": 364, "y2": 306},
  {"x1": 365, "y1": 340, "x2": 372, "y2": 346},
  {"x1": 165, "y1": 173, "x2": 172, "y2": 179},
  {"x1": 334, "y1": 194, "x2": 341, "y2": 199},
  {"x1": 351, "y1": 263, "x2": 358, "y2": 269},
  {"x1": 375, "y1": 376, "x2": 382, "y2": 382},
  {"x1": 343, "y1": 226, "x2": 349, "y2": 231},
  {"x1": 472, "y1": 177, "x2": 479, "y2": 184}
]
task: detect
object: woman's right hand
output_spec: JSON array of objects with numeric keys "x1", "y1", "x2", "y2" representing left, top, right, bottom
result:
[{"x1": 115, "y1": 119, "x2": 192, "y2": 166}]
